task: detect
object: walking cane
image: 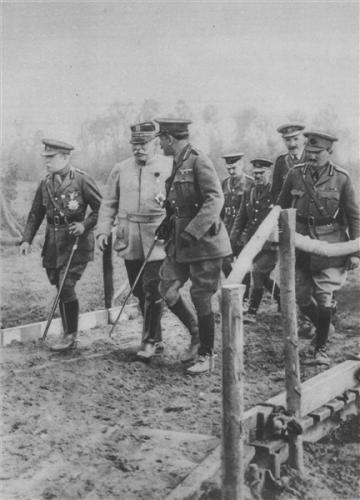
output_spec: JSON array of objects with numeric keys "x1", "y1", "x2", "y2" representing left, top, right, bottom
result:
[
  {"x1": 109, "y1": 235, "x2": 158, "y2": 338},
  {"x1": 42, "y1": 237, "x2": 79, "y2": 342}
]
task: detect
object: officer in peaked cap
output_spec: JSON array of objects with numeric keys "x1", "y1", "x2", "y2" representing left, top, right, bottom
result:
[
  {"x1": 220, "y1": 152, "x2": 251, "y2": 300},
  {"x1": 154, "y1": 117, "x2": 232, "y2": 375},
  {"x1": 272, "y1": 123, "x2": 306, "y2": 200},
  {"x1": 20, "y1": 138, "x2": 102, "y2": 351},
  {"x1": 41, "y1": 138, "x2": 75, "y2": 156},
  {"x1": 221, "y1": 153, "x2": 245, "y2": 236},
  {"x1": 97, "y1": 121, "x2": 172, "y2": 360},
  {"x1": 231, "y1": 158, "x2": 281, "y2": 322},
  {"x1": 278, "y1": 131, "x2": 360, "y2": 366}
]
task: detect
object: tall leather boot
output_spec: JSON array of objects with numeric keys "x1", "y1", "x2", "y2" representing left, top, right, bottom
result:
[
  {"x1": 244, "y1": 288, "x2": 264, "y2": 323},
  {"x1": 299, "y1": 300, "x2": 319, "y2": 328},
  {"x1": 264, "y1": 277, "x2": 281, "y2": 311},
  {"x1": 186, "y1": 313, "x2": 215, "y2": 375},
  {"x1": 51, "y1": 300, "x2": 79, "y2": 352},
  {"x1": 59, "y1": 300, "x2": 68, "y2": 338},
  {"x1": 137, "y1": 299, "x2": 164, "y2": 360},
  {"x1": 141, "y1": 299, "x2": 163, "y2": 344},
  {"x1": 169, "y1": 297, "x2": 199, "y2": 338},
  {"x1": 242, "y1": 273, "x2": 251, "y2": 302},
  {"x1": 169, "y1": 297, "x2": 200, "y2": 363},
  {"x1": 313, "y1": 306, "x2": 332, "y2": 366}
]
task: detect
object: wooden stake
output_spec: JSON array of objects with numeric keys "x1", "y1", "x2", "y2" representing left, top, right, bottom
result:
[
  {"x1": 221, "y1": 284, "x2": 245, "y2": 500},
  {"x1": 279, "y1": 209, "x2": 304, "y2": 473}
]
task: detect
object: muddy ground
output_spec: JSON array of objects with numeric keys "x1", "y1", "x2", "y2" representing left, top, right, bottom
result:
[{"x1": 0, "y1": 252, "x2": 359, "y2": 499}]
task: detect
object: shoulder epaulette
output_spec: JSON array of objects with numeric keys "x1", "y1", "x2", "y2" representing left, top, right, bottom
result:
[
  {"x1": 332, "y1": 163, "x2": 349, "y2": 177},
  {"x1": 75, "y1": 167, "x2": 86, "y2": 175}
]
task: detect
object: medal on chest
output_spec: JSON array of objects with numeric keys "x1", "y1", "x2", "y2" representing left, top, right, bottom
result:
[{"x1": 67, "y1": 191, "x2": 80, "y2": 211}]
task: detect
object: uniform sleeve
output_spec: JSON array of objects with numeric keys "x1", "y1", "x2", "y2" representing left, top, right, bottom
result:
[
  {"x1": 96, "y1": 166, "x2": 120, "y2": 236},
  {"x1": 276, "y1": 170, "x2": 294, "y2": 208},
  {"x1": 341, "y1": 175, "x2": 360, "y2": 241},
  {"x1": 184, "y1": 155, "x2": 224, "y2": 240},
  {"x1": 22, "y1": 182, "x2": 46, "y2": 244},
  {"x1": 230, "y1": 193, "x2": 248, "y2": 255},
  {"x1": 271, "y1": 156, "x2": 286, "y2": 201},
  {"x1": 81, "y1": 174, "x2": 102, "y2": 231}
]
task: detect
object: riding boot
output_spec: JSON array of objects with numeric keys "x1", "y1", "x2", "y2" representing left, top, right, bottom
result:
[
  {"x1": 299, "y1": 300, "x2": 319, "y2": 328},
  {"x1": 242, "y1": 272, "x2": 251, "y2": 302},
  {"x1": 197, "y1": 313, "x2": 215, "y2": 356},
  {"x1": 51, "y1": 299, "x2": 79, "y2": 352},
  {"x1": 244, "y1": 288, "x2": 263, "y2": 324},
  {"x1": 264, "y1": 277, "x2": 281, "y2": 311},
  {"x1": 169, "y1": 297, "x2": 199, "y2": 338},
  {"x1": 248, "y1": 288, "x2": 264, "y2": 315},
  {"x1": 142, "y1": 299, "x2": 163, "y2": 345},
  {"x1": 315, "y1": 306, "x2": 332, "y2": 351}
]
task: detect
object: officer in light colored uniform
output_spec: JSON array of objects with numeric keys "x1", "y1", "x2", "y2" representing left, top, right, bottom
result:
[
  {"x1": 20, "y1": 139, "x2": 102, "y2": 351},
  {"x1": 97, "y1": 121, "x2": 172, "y2": 359},
  {"x1": 230, "y1": 158, "x2": 280, "y2": 322},
  {"x1": 155, "y1": 118, "x2": 232, "y2": 375},
  {"x1": 272, "y1": 124, "x2": 306, "y2": 201},
  {"x1": 278, "y1": 131, "x2": 360, "y2": 365}
]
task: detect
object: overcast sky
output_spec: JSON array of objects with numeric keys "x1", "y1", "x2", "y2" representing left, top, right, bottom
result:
[{"x1": 2, "y1": 0, "x2": 359, "y2": 153}]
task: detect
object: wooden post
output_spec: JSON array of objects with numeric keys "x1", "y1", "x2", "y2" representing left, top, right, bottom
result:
[
  {"x1": 221, "y1": 284, "x2": 245, "y2": 500},
  {"x1": 279, "y1": 209, "x2": 304, "y2": 472}
]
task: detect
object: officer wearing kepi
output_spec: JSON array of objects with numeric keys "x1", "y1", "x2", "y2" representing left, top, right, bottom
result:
[
  {"x1": 272, "y1": 124, "x2": 306, "y2": 201},
  {"x1": 97, "y1": 121, "x2": 172, "y2": 360},
  {"x1": 230, "y1": 158, "x2": 280, "y2": 323},
  {"x1": 155, "y1": 118, "x2": 232, "y2": 375},
  {"x1": 20, "y1": 139, "x2": 102, "y2": 351},
  {"x1": 278, "y1": 131, "x2": 360, "y2": 365}
]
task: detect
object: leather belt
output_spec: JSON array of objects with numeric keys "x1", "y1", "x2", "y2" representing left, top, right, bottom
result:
[
  {"x1": 47, "y1": 215, "x2": 83, "y2": 226},
  {"x1": 127, "y1": 212, "x2": 164, "y2": 223},
  {"x1": 297, "y1": 214, "x2": 334, "y2": 226}
]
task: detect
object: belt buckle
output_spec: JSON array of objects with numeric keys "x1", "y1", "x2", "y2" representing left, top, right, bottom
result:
[{"x1": 53, "y1": 215, "x2": 60, "y2": 226}]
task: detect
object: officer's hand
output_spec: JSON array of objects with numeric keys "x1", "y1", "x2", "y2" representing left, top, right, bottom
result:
[
  {"x1": 97, "y1": 234, "x2": 108, "y2": 252},
  {"x1": 180, "y1": 231, "x2": 195, "y2": 247},
  {"x1": 68, "y1": 222, "x2": 85, "y2": 237},
  {"x1": 19, "y1": 242, "x2": 30, "y2": 256},
  {"x1": 347, "y1": 256, "x2": 360, "y2": 271}
]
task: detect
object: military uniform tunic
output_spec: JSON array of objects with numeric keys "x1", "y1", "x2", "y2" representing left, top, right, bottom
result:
[
  {"x1": 159, "y1": 144, "x2": 231, "y2": 317},
  {"x1": 96, "y1": 154, "x2": 172, "y2": 261},
  {"x1": 277, "y1": 161, "x2": 360, "y2": 307},
  {"x1": 221, "y1": 174, "x2": 245, "y2": 234},
  {"x1": 23, "y1": 166, "x2": 101, "y2": 268},
  {"x1": 230, "y1": 183, "x2": 278, "y2": 287},
  {"x1": 272, "y1": 150, "x2": 306, "y2": 201}
]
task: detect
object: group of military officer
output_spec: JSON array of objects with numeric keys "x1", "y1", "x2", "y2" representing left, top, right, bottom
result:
[{"x1": 20, "y1": 119, "x2": 360, "y2": 372}]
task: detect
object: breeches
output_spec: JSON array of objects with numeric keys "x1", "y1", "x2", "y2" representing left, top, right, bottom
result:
[
  {"x1": 124, "y1": 260, "x2": 163, "y2": 309},
  {"x1": 159, "y1": 254, "x2": 222, "y2": 317},
  {"x1": 46, "y1": 262, "x2": 88, "y2": 303},
  {"x1": 252, "y1": 250, "x2": 278, "y2": 289},
  {"x1": 295, "y1": 265, "x2": 347, "y2": 308}
]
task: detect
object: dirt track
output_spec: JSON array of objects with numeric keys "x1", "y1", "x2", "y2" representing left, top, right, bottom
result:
[{"x1": 1, "y1": 274, "x2": 359, "y2": 500}]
